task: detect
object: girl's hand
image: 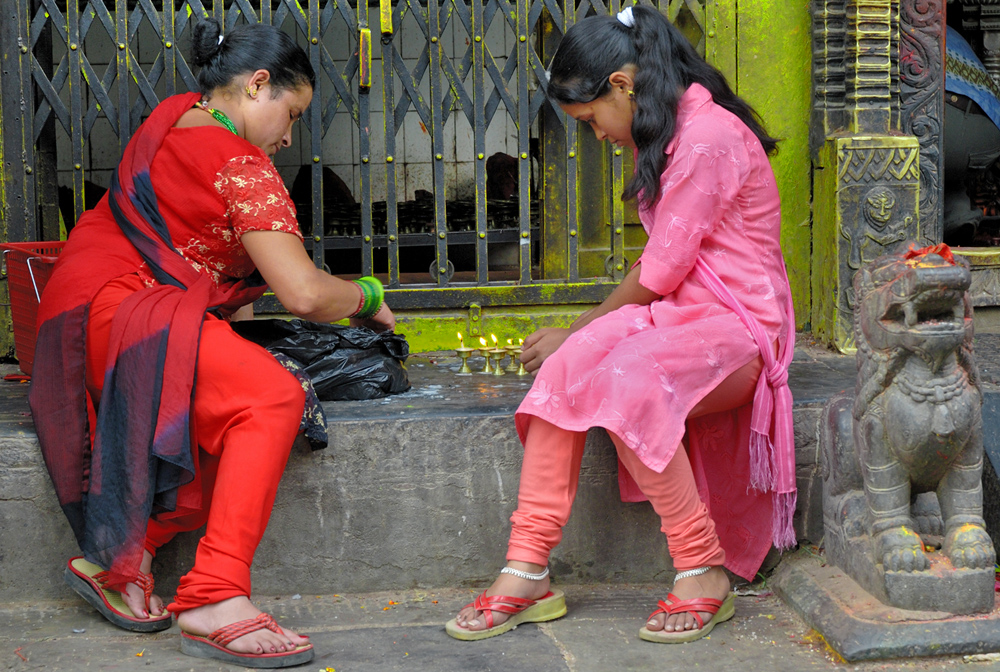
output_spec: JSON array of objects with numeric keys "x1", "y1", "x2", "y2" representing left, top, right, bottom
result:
[
  {"x1": 349, "y1": 303, "x2": 396, "y2": 332},
  {"x1": 520, "y1": 328, "x2": 571, "y2": 374}
]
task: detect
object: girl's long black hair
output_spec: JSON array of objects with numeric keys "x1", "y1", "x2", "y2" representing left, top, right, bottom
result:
[
  {"x1": 191, "y1": 19, "x2": 316, "y2": 96},
  {"x1": 547, "y1": 5, "x2": 777, "y2": 209}
]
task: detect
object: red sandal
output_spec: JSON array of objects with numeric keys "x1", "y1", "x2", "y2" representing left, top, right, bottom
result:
[
  {"x1": 445, "y1": 589, "x2": 567, "y2": 641},
  {"x1": 64, "y1": 557, "x2": 171, "y2": 632},
  {"x1": 638, "y1": 592, "x2": 735, "y2": 643},
  {"x1": 180, "y1": 612, "x2": 314, "y2": 668}
]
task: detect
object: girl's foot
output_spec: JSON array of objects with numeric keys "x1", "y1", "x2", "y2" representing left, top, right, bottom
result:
[
  {"x1": 118, "y1": 550, "x2": 166, "y2": 620},
  {"x1": 176, "y1": 596, "x2": 310, "y2": 655},
  {"x1": 645, "y1": 566, "x2": 730, "y2": 633},
  {"x1": 453, "y1": 562, "x2": 551, "y2": 632}
]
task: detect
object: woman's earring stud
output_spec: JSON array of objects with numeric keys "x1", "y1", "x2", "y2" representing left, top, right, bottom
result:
[
  {"x1": 246, "y1": 86, "x2": 257, "y2": 98},
  {"x1": 627, "y1": 89, "x2": 634, "y2": 99}
]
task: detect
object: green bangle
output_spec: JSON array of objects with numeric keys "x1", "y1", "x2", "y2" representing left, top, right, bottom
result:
[{"x1": 352, "y1": 276, "x2": 384, "y2": 319}]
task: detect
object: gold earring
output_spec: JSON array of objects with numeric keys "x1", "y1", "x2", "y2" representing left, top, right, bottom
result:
[
  {"x1": 246, "y1": 86, "x2": 256, "y2": 98},
  {"x1": 627, "y1": 89, "x2": 634, "y2": 99}
]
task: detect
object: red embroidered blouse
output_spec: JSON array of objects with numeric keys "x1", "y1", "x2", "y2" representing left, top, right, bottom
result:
[{"x1": 136, "y1": 126, "x2": 303, "y2": 287}]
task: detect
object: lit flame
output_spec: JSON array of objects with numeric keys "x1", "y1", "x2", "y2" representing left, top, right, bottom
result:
[
  {"x1": 479, "y1": 337, "x2": 488, "y2": 348},
  {"x1": 457, "y1": 332, "x2": 464, "y2": 346},
  {"x1": 507, "y1": 338, "x2": 513, "y2": 345},
  {"x1": 491, "y1": 334, "x2": 498, "y2": 346},
  {"x1": 519, "y1": 338, "x2": 524, "y2": 345}
]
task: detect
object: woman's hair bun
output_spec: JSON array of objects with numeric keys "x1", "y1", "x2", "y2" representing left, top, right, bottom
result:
[{"x1": 190, "y1": 18, "x2": 223, "y2": 69}]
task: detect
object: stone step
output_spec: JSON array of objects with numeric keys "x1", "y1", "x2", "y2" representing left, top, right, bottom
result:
[{"x1": 0, "y1": 343, "x2": 858, "y2": 603}]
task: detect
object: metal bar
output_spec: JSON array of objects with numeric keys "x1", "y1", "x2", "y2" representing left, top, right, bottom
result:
[
  {"x1": 358, "y1": 0, "x2": 374, "y2": 278},
  {"x1": 68, "y1": 0, "x2": 84, "y2": 228},
  {"x1": 380, "y1": 0, "x2": 393, "y2": 36},
  {"x1": 381, "y1": 3, "x2": 400, "y2": 287},
  {"x1": 566, "y1": 0, "x2": 579, "y2": 281},
  {"x1": 309, "y1": 0, "x2": 324, "y2": 269},
  {"x1": 315, "y1": 227, "x2": 531, "y2": 249},
  {"x1": 0, "y1": 0, "x2": 35, "y2": 243},
  {"x1": 473, "y1": 0, "x2": 488, "y2": 284},
  {"x1": 517, "y1": 0, "x2": 531, "y2": 284},
  {"x1": 256, "y1": 281, "x2": 617, "y2": 312},
  {"x1": 33, "y1": 0, "x2": 59, "y2": 242},
  {"x1": 428, "y1": 0, "x2": 449, "y2": 286},
  {"x1": 164, "y1": 1, "x2": 177, "y2": 98},
  {"x1": 608, "y1": 0, "x2": 625, "y2": 280},
  {"x1": 116, "y1": 0, "x2": 130, "y2": 153}
]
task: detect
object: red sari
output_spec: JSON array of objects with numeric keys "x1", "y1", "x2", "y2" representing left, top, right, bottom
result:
[{"x1": 30, "y1": 93, "x2": 306, "y2": 591}]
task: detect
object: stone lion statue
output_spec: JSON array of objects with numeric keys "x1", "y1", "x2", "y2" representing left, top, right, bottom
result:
[{"x1": 822, "y1": 244, "x2": 995, "y2": 613}]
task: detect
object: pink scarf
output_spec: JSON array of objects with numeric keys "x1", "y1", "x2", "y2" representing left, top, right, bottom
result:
[{"x1": 692, "y1": 257, "x2": 797, "y2": 549}]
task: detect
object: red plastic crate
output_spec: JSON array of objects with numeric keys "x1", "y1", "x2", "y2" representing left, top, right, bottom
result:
[{"x1": 1, "y1": 241, "x2": 66, "y2": 375}]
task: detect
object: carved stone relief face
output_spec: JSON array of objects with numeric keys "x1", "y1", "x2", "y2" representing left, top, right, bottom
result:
[{"x1": 863, "y1": 187, "x2": 896, "y2": 229}]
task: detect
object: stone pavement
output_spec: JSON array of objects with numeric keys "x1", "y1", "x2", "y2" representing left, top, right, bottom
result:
[
  {"x1": 6, "y1": 337, "x2": 1000, "y2": 670},
  {"x1": 0, "y1": 569, "x2": 983, "y2": 672}
]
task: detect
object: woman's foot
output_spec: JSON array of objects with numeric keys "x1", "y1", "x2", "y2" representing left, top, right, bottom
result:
[
  {"x1": 118, "y1": 550, "x2": 166, "y2": 620},
  {"x1": 645, "y1": 566, "x2": 730, "y2": 633},
  {"x1": 453, "y1": 562, "x2": 551, "y2": 632},
  {"x1": 176, "y1": 596, "x2": 309, "y2": 655}
]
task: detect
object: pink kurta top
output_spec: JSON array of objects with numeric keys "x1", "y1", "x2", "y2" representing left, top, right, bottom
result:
[{"x1": 514, "y1": 83, "x2": 794, "y2": 580}]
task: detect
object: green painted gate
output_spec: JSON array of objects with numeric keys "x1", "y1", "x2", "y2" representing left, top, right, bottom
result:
[{"x1": 0, "y1": 0, "x2": 810, "y2": 353}]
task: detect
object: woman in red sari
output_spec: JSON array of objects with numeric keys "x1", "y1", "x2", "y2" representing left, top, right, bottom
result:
[{"x1": 30, "y1": 19, "x2": 391, "y2": 668}]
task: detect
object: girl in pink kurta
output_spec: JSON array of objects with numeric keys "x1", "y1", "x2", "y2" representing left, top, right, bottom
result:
[{"x1": 447, "y1": 5, "x2": 795, "y2": 645}]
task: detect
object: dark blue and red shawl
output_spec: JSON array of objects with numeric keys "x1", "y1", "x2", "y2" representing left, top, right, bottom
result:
[{"x1": 29, "y1": 93, "x2": 266, "y2": 590}]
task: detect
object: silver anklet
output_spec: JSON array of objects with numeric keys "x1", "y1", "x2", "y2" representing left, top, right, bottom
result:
[
  {"x1": 500, "y1": 566, "x2": 550, "y2": 581},
  {"x1": 673, "y1": 566, "x2": 712, "y2": 582}
]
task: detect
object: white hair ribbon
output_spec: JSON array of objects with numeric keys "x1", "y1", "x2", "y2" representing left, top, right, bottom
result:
[
  {"x1": 616, "y1": 6, "x2": 635, "y2": 28},
  {"x1": 218, "y1": 35, "x2": 225, "y2": 46}
]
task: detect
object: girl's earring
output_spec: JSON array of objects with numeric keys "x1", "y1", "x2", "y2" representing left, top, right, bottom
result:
[
  {"x1": 246, "y1": 86, "x2": 257, "y2": 98},
  {"x1": 627, "y1": 89, "x2": 634, "y2": 99}
]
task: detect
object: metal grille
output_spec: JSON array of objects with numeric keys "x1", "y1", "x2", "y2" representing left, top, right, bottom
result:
[{"x1": 2, "y1": 0, "x2": 709, "y2": 311}]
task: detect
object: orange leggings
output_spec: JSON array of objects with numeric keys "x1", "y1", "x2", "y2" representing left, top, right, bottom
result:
[
  {"x1": 86, "y1": 275, "x2": 305, "y2": 613},
  {"x1": 507, "y1": 354, "x2": 764, "y2": 571}
]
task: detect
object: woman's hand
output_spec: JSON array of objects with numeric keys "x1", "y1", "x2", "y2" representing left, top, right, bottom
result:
[
  {"x1": 520, "y1": 327, "x2": 572, "y2": 374},
  {"x1": 349, "y1": 303, "x2": 396, "y2": 332}
]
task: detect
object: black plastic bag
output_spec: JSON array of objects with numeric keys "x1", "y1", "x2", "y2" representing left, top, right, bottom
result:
[{"x1": 232, "y1": 319, "x2": 410, "y2": 401}]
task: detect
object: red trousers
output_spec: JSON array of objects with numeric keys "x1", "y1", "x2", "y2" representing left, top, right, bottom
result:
[
  {"x1": 507, "y1": 354, "x2": 763, "y2": 571},
  {"x1": 86, "y1": 275, "x2": 305, "y2": 613}
]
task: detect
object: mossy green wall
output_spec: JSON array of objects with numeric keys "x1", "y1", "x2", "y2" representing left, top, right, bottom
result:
[{"x1": 725, "y1": 0, "x2": 813, "y2": 329}]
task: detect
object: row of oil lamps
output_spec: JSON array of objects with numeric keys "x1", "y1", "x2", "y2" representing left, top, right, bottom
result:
[{"x1": 455, "y1": 333, "x2": 529, "y2": 376}]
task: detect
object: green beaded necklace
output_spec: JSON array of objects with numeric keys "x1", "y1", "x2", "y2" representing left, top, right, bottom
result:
[{"x1": 195, "y1": 100, "x2": 238, "y2": 136}]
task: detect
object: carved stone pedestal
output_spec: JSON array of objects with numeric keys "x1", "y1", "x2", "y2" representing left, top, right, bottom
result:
[
  {"x1": 822, "y1": 392, "x2": 995, "y2": 615},
  {"x1": 824, "y1": 489, "x2": 995, "y2": 614},
  {"x1": 774, "y1": 552, "x2": 1000, "y2": 662}
]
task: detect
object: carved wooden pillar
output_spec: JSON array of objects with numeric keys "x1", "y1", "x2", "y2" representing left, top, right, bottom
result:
[
  {"x1": 900, "y1": 0, "x2": 945, "y2": 245},
  {"x1": 812, "y1": 0, "x2": 921, "y2": 351}
]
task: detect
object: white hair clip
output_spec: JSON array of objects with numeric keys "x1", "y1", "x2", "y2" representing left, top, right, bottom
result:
[
  {"x1": 616, "y1": 6, "x2": 635, "y2": 28},
  {"x1": 218, "y1": 35, "x2": 224, "y2": 46}
]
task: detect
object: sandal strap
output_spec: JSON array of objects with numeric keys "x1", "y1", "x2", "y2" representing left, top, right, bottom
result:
[
  {"x1": 208, "y1": 613, "x2": 282, "y2": 648},
  {"x1": 647, "y1": 593, "x2": 726, "y2": 631},
  {"x1": 94, "y1": 569, "x2": 156, "y2": 604},
  {"x1": 646, "y1": 600, "x2": 672, "y2": 621},
  {"x1": 663, "y1": 592, "x2": 724, "y2": 630},
  {"x1": 133, "y1": 572, "x2": 155, "y2": 602},
  {"x1": 463, "y1": 592, "x2": 539, "y2": 630}
]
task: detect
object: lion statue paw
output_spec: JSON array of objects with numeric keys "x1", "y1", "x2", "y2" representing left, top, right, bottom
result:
[
  {"x1": 945, "y1": 524, "x2": 996, "y2": 570},
  {"x1": 875, "y1": 526, "x2": 930, "y2": 572}
]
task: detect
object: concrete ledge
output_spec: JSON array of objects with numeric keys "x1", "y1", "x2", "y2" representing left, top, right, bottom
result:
[{"x1": 0, "y1": 343, "x2": 855, "y2": 602}]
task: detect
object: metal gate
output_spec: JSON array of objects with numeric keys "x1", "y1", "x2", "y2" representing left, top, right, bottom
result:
[{"x1": 0, "y1": 0, "x2": 712, "y2": 313}]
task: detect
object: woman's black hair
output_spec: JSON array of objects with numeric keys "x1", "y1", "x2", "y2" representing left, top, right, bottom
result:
[
  {"x1": 191, "y1": 19, "x2": 316, "y2": 96},
  {"x1": 547, "y1": 6, "x2": 778, "y2": 209}
]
